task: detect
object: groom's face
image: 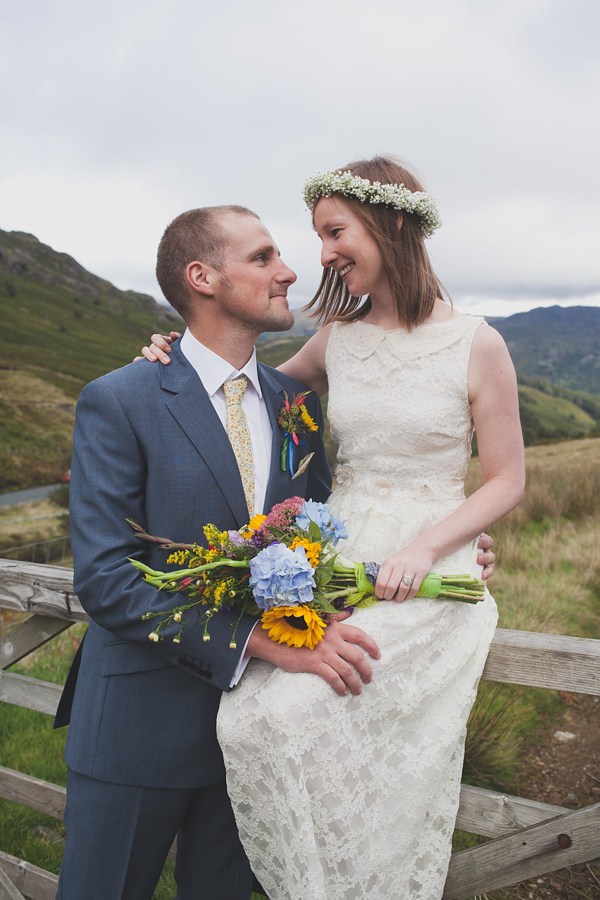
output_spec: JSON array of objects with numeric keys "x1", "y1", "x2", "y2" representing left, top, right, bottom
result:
[{"x1": 214, "y1": 213, "x2": 297, "y2": 334}]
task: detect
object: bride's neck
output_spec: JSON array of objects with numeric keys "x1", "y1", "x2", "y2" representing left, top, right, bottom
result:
[{"x1": 360, "y1": 296, "x2": 456, "y2": 330}]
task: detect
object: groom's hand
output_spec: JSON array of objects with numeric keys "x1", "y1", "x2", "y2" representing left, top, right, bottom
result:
[
  {"x1": 246, "y1": 620, "x2": 380, "y2": 697},
  {"x1": 477, "y1": 532, "x2": 496, "y2": 580}
]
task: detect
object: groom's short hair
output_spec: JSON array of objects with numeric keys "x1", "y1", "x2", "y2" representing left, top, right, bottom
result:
[{"x1": 156, "y1": 205, "x2": 258, "y2": 319}]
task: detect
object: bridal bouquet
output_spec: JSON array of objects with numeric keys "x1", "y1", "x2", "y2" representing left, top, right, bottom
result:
[{"x1": 128, "y1": 497, "x2": 485, "y2": 650}]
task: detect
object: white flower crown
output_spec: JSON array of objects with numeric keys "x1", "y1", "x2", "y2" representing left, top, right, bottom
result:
[{"x1": 302, "y1": 170, "x2": 441, "y2": 239}]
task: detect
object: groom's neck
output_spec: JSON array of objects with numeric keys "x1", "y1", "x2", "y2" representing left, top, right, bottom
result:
[{"x1": 186, "y1": 320, "x2": 257, "y2": 371}]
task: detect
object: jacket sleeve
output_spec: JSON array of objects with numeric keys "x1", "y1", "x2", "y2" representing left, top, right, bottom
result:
[{"x1": 70, "y1": 378, "x2": 256, "y2": 692}]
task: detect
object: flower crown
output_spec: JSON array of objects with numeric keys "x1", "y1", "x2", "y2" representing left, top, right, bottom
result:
[{"x1": 302, "y1": 170, "x2": 441, "y2": 239}]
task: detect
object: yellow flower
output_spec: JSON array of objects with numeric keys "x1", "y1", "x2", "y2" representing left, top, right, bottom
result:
[
  {"x1": 167, "y1": 550, "x2": 190, "y2": 566},
  {"x1": 240, "y1": 514, "x2": 267, "y2": 536},
  {"x1": 300, "y1": 405, "x2": 318, "y2": 432},
  {"x1": 261, "y1": 605, "x2": 326, "y2": 649},
  {"x1": 289, "y1": 537, "x2": 320, "y2": 568},
  {"x1": 203, "y1": 524, "x2": 227, "y2": 547},
  {"x1": 214, "y1": 578, "x2": 234, "y2": 605}
]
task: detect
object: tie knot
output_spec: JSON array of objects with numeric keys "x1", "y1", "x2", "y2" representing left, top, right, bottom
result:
[{"x1": 223, "y1": 375, "x2": 249, "y2": 405}]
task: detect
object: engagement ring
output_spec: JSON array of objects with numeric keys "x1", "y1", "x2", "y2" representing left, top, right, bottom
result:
[{"x1": 402, "y1": 575, "x2": 413, "y2": 587}]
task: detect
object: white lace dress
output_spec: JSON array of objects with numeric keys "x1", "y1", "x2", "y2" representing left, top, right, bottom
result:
[{"x1": 217, "y1": 316, "x2": 498, "y2": 900}]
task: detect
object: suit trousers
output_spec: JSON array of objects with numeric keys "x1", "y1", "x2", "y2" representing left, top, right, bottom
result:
[{"x1": 56, "y1": 769, "x2": 253, "y2": 900}]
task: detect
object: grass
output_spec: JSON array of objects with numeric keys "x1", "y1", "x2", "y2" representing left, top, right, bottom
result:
[
  {"x1": 460, "y1": 440, "x2": 600, "y2": 785},
  {"x1": 2, "y1": 436, "x2": 600, "y2": 897}
]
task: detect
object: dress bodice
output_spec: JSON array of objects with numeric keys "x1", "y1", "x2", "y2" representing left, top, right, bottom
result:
[
  {"x1": 326, "y1": 316, "x2": 484, "y2": 501},
  {"x1": 325, "y1": 315, "x2": 485, "y2": 567}
]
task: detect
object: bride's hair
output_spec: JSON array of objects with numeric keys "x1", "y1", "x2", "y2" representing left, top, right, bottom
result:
[{"x1": 304, "y1": 156, "x2": 449, "y2": 329}]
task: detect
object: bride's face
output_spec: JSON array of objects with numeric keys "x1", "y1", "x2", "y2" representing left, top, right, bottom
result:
[{"x1": 313, "y1": 196, "x2": 390, "y2": 301}]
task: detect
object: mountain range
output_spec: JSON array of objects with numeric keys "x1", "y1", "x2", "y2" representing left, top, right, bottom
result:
[{"x1": 488, "y1": 306, "x2": 600, "y2": 395}]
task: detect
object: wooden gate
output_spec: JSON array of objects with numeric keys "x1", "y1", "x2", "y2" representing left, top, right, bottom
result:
[{"x1": 1, "y1": 558, "x2": 599, "y2": 900}]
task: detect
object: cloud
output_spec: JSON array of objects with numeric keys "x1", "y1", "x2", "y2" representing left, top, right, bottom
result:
[{"x1": 1, "y1": 0, "x2": 599, "y2": 309}]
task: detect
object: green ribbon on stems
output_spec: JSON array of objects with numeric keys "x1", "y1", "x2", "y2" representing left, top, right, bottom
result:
[{"x1": 321, "y1": 556, "x2": 485, "y2": 608}]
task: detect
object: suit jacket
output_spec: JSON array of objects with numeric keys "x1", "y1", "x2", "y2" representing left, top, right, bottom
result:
[{"x1": 60, "y1": 342, "x2": 331, "y2": 789}]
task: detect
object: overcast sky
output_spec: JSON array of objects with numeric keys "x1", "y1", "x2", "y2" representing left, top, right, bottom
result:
[{"x1": 2, "y1": 0, "x2": 599, "y2": 318}]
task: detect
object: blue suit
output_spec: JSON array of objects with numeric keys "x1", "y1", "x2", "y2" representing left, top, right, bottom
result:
[{"x1": 56, "y1": 342, "x2": 331, "y2": 899}]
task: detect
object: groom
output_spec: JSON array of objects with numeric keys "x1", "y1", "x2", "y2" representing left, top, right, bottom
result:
[{"x1": 55, "y1": 205, "x2": 382, "y2": 899}]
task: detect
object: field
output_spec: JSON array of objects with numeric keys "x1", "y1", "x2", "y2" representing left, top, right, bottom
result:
[{"x1": 1, "y1": 438, "x2": 600, "y2": 898}]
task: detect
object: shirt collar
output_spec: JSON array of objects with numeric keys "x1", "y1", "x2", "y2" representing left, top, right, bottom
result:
[{"x1": 180, "y1": 329, "x2": 263, "y2": 399}]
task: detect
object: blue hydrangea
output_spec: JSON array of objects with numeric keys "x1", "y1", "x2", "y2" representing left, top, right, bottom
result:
[
  {"x1": 249, "y1": 543, "x2": 316, "y2": 610},
  {"x1": 295, "y1": 500, "x2": 348, "y2": 545}
]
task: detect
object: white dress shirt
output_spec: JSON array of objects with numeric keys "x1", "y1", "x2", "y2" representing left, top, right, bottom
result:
[{"x1": 180, "y1": 329, "x2": 271, "y2": 684}]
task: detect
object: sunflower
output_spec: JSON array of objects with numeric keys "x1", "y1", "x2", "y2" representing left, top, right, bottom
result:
[
  {"x1": 300, "y1": 405, "x2": 318, "y2": 432},
  {"x1": 261, "y1": 605, "x2": 326, "y2": 649},
  {"x1": 240, "y1": 513, "x2": 268, "y2": 537}
]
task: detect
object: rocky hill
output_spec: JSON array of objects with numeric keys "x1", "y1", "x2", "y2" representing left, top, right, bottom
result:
[
  {"x1": 0, "y1": 228, "x2": 182, "y2": 385},
  {"x1": 0, "y1": 229, "x2": 161, "y2": 314}
]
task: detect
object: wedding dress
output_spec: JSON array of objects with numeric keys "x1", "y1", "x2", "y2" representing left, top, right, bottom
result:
[{"x1": 217, "y1": 316, "x2": 498, "y2": 900}]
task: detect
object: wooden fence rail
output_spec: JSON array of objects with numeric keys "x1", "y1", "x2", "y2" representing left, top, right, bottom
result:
[{"x1": 1, "y1": 558, "x2": 599, "y2": 900}]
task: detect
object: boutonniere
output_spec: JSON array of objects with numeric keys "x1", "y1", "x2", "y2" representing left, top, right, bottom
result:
[{"x1": 278, "y1": 391, "x2": 318, "y2": 479}]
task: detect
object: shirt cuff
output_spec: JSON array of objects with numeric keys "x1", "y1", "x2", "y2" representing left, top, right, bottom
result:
[{"x1": 229, "y1": 621, "x2": 258, "y2": 687}]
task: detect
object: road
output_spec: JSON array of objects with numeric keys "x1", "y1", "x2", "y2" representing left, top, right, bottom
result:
[{"x1": 0, "y1": 484, "x2": 63, "y2": 508}]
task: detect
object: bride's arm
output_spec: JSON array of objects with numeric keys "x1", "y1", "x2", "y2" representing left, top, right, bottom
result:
[
  {"x1": 276, "y1": 324, "x2": 331, "y2": 396},
  {"x1": 375, "y1": 323, "x2": 525, "y2": 601}
]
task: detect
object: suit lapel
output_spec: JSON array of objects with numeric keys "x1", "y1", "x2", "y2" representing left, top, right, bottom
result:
[
  {"x1": 161, "y1": 348, "x2": 250, "y2": 527},
  {"x1": 259, "y1": 364, "x2": 296, "y2": 511}
]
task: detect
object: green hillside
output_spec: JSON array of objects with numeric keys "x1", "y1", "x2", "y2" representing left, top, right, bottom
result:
[
  {"x1": 0, "y1": 230, "x2": 182, "y2": 384},
  {"x1": 0, "y1": 229, "x2": 182, "y2": 490},
  {"x1": 517, "y1": 376, "x2": 599, "y2": 445}
]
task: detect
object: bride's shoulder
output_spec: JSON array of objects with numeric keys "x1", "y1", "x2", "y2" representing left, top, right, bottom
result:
[
  {"x1": 469, "y1": 320, "x2": 514, "y2": 382},
  {"x1": 471, "y1": 319, "x2": 506, "y2": 350}
]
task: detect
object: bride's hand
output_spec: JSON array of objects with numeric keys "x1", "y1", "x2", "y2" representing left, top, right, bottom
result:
[
  {"x1": 375, "y1": 545, "x2": 435, "y2": 603},
  {"x1": 133, "y1": 332, "x2": 180, "y2": 363}
]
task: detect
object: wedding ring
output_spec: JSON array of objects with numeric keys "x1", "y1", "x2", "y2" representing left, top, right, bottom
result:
[{"x1": 402, "y1": 575, "x2": 413, "y2": 587}]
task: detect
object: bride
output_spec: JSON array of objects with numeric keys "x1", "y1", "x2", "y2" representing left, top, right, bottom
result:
[{"x1": 142, "y1": 156, "x2": 524, "y2": 900}]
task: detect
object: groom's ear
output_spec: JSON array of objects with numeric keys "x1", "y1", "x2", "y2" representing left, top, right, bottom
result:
[{"x1": 185, "y1": 260, "x2": 218, "y2": 297}]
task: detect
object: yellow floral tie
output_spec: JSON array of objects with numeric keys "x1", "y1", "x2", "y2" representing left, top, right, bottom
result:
[{"x1": 223, "y1": 375, "x2": 254, "y2": 517}]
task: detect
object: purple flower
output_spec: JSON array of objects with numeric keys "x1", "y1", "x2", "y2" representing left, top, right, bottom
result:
[
  {"x1": 228, "y1": 530, "x2": 245, "y2": 547},
  {"x1": 249, "y1": 543, "x2": 316, "y2": 610},
  {"x1": 295, "y1": 500, "x2": 348, "y2": 545}
]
